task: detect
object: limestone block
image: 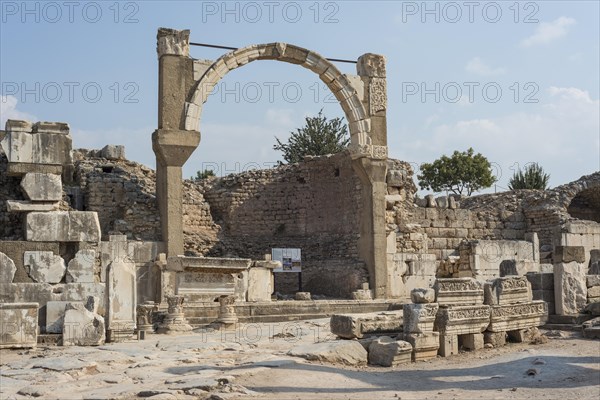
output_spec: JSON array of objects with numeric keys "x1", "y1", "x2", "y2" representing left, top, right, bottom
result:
[
  {"x1": 0, "y1": 252, "x2": 17, "y2": 283},
  {"x1": 32, "y1": 121, "x2": 69, "y2": 134},
  {"x1": 403, "y1": 303, "x2": 438, "y2": 334},
  {"x1": 20, "y1": 173, "x2": 62, "y2": 201},
  {"x1": 434, "y1": 278, "x2": 484, "y2": 306},
  {"x1": 288, "y1": 340, "x2": 367, "y2": 366},
  {"x1": 100, "y1": 236, "x2": 130, "y2": 282},
  {"x1": 484, "y1": 276, "x2": 532, "y2": 305},
  {"x1": 368, "y1": 336, "x2": 412, "y2": 367},
  {"x1": 436, "y1": 196, "x2": 448, "y2": 208},
  {"x1": 33, "y1": 132, "x2": 73, "y2": 165},
  {"x1": 426, "y1": 194, "x2": 436, "y2": 208},
  {"x1": 587, "y1": 286, "x2": 600, "y2": 298},
  {"x1": 488, "y1": 301, "x2": 547, "y2": 332},
  {"x1": 295, "y1": 292, "x2": 311, "y2": 301},
  {"x1": 66, "y1": 249, "x2": 96, "y2": 283},
  {"x1": 1, "y1": 130, "x2": 33, "y2": 163},
  {"x1": 6, "y1": 200, "x2": 60, "y2": 212},
  {"x1": 554, "y1": 262, "x2": 587, "y2": 315},
  {"x1": 25, "y1": 211, "x2": 101, "y2": 242},
  {"x1": 484, "y1": 331, "x2": 506, "y2": 347},
  {"x1": 106, "y1": 260, "x2": 137, "y2": 340},
  {"x1": 459, "y1": 333, "x2": 484, "y2": 350},
  {"x1": 434, "y1": 305, "x2": 491, "y2": 335},
  {"x1": 5, "y1": 119, "x2": 33, "y2": 132},
  {"x1": 247, "y1": 265, "x2": 273, "y2": 302},
  {"x1": 351, "y1": 289, "x2": 373, "y2": 300},
  {"x1": 23, "y1": 251, "x2": 66, "y2": 283},
  {"x1": 62, "y1": 302, "x2": 105, "y2": 346},
  {"x1": 411, "y1": 288, "x2": 435, "y2": 304},
  {"x1": 357, "y1": 53, "x2": 386, "y2": 78},
  {"x1": 46, "y1": 300, "x2": 73, "y2": 333},
  {"x1": 100, "y1": 145, "x2": 125, "y2": 160},
  {"x1": 0, "y1": 302, "x2": 38, "y2": 349},
  {"x1": 330, "y1": 311, "x2": 402, "y2": 339},
  {"x1": 438, "y1": 334, "x2": 458, "y2": 357},
  {"x1": 6, "y1": 163, "x2": 63, "y2": 177},
  {"x1": 554, "y1": 246, "x2": 586, "y2": 263},
  {"x1": 587, "y1": 275, "x2": 600, "y2": 288},
  {"x1": 404, "y1": 332, "x2": 440, "y2": 361}
]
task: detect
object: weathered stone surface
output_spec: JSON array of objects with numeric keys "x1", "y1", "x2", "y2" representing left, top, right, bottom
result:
[
  {"x1": 582, "y1": 317, "x2": 600, "y2": 339},
  {"x1": 411, "y1": 288, "x2": 435, "y2": 304},
  {"x1": 247, "y1": 264, "x2": 274, "y2": 302},
  {"x1": 106, "y1": 260, "x2": 137, "y2": 341},
  {"x1": 404, "y1": 332, "x2": 439, "y2": 361},
  {"x1": 330, "y1": 311, "x2": 402, "y2": 339},
  {"x1": 0, "y1": 252, "x2": 17, "y2": 283},
  {"x1": 403, "y1": 303, "x2": 438, "y2": 334},
  {"x1": 62, "y1": 302, "x2": 105, "y2": 346},
  {"x1": 439, "y1": 334, "x2": 458, "y2": 357},
  {"x1": 20, "y1": 172, "x2": 62, "y2": 201},
  {"x1": 101, "y1": 145, "x2": 126, "y2": 160},
  {"x1": 32, "y1": 121, "x2": 70, "y2": 134},
  {"x1": 554, "y1": 262, "x2": 587, "y2": 315},
  {"x1": 23, "y1": 251, "x2": 66, "y2": 283},
  {"x1": 25, "y1": 211, "x2": 101, "y2": 242},
  {"x1": 6, "y1": 162, "x2": 63, "y2": 177},
  {"x1": 459, "y1": 333, "x2": 484, "y2": 350},
  {"x1": 585, "y1": 302, "x2": 600, "y2": 315},
  {"x1": 587, "y1": 275, "x2": 600, "y2": 288},
  {"x1": 484, "y1": 331, "x2": 506, "y2": 347},
  {"x1": 5, "y1": 119, "x2": 33, "y2": 132},
  {"x1": 488, "y1": 301, "x2": 547, "y2": 332},
  {"x1": 6, "y1": 200, "x2": 60, "y2": 212},
  {"x1": 434, "y1": 305, "x2": 491, "y2": 335},
  {"x1": 588, "y1": 286, "x2": 600, "y2": 298},
  {"x1": 295, "y1": 292, "x2": 311, "y2": 301},
  {"x1": 434, "y1": 278, "x2": 484, "y2": 306},
  {"x1": 46, "y1": 300, "x2": 72, "y2": 333},
  {"x1": 484, "y1": 276, "x2": 532, "y2": 305},
  {"x1": 1, "y1": 130, "x2": 72, "y2": 165},
  {"x1": 368, "y1": 336, "x2": 412, "y2": 367},
  {"x1": 0, "y1": 302, "x2": 38, "y2": 349},
  {"x1": 288, "y1": 340, "x2": 367, "y2": 366},
  {"x1": 554, "y1": 246, "x2": 586, "y2": 263},
  {"x1": 352, "y1": 289, "x2": 373, "y2": 300},
  {"x1": 66, "y1": 249, "x2": 96, "y2": 283}
]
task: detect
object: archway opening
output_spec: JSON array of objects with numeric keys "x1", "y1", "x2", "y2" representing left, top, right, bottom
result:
[{"x1": 568, "y1": 187, "x2": 600, "y2": 223}]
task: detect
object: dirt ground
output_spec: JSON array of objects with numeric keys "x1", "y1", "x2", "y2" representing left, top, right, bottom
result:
[{"x1": 1, "y1": 319, "x2": 599, "y2": 400}]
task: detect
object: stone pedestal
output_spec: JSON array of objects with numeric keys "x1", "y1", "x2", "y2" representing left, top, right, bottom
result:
[
  {"x1": 403, "y1": 303, "x2": 438, "y2": 334},
  {"x1": 459, "y1": 333, "x2": 484, "y2": 351},
  {"x1": 217, "y1": 295, "x2": 238, "y2": 328},
  {"x1": 136, "y1": 302, "x2": 157, "y2": 338},
  {"x1": 156, "y1": 295, "x2": 192, "y2": 334},
  {"x1": 484, "y1": 331, "x2": 506, "y2": 347},
  {"x1": 404, "y1": 332, "x2": 439, "y2": 361},
  {"x1": 439, "y1": 334, "x2": 458, "y2": 357}
]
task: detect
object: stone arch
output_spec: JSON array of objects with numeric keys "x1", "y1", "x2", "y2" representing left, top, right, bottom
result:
[
  {"x1": 183, "y1": 43, "x2": 372, "y2": 149},
  {"x1": 566, "y1": 176, "x2": 600, "y2": 223}
]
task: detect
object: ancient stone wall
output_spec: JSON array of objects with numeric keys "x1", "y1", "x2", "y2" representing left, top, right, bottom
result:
[{"x1": 0, "y1": 146, "x2": 24, "y2": 239}]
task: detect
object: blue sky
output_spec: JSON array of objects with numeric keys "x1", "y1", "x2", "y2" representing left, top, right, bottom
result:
[{"x1": 1, "y1": 0, "x2": 599, "y2": 193}]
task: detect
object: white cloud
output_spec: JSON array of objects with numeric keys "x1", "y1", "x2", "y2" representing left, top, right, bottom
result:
[
  {"x1": 402, "y1": 86, "x2": 599, "y2": 192},
  {"x1": 465, "y1": 57, "x2": 506, "y2": 76},
  {"x1": 520, "y1": 17, "x2": 576, "y2": 47},
  {"x1": 0, "y1": 95, "x2": 37, "y2": 127},
  {"x1": 265, "y1": 108, "x2": 295, "y2": 127}
]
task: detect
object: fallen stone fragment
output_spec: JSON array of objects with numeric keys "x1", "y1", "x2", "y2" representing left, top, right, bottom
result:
[
  {"x1": 368, "y1": 336, "x2": 412, "y2": 367},
  {"x1": 288, "y1": 340, "x2": 367, "y2": 366}
]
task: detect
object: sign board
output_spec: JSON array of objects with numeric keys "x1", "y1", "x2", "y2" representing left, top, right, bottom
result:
[{"x1": 271, "y1": 248, "x2": 301, "y2": 273}]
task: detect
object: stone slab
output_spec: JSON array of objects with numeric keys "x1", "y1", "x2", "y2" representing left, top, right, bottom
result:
[
  {"x1": 404, "y1": 332, "x2": 439, "y2": 361},
  {"x1": 25, "y1": 211, "x2": 101, "y2": 242},
  {"x1": 434, "y1": 305, "x2": 491, "y2": 335},
  {"x1": 46, "y1": 301, "x2": 72, "y2": 333},
  {"x1": 554, "y1": 246, "x2": 586, "y2": 263},
  {"x1": 23, "y1": 251, "x2": 66, "y2": 283},
  {"x1": 6, "y1": 200, "x2": 60, "y2": 212},
  {"x1": 368, "y1": 336, "x2": 412, "y2": 367},
  {"x1": 459, "y1": 332, "x2": 484, "y2": 350},
  {"x1": 5, "y1": 119, "x2": 33, "y2": 132},
  {"x1": 403, "y1": 303, "x2": 438, "y2": 334},
  {"x1": 106, "y1": 260, "x2": 136, "y2": 340},
  {"x1": 0, "y1": 252, "x2": 17, "y2": 283},
  {"x1": 0, "y1": 302, "x2": 38, "y2": 349},
  {"x1": 0, "y1": 241, "x2": 60, "y2": 283},
  {"x1": 484, "y1": 276, "x2": 532, "y2": 305},
  {"x1": 434, "y1": 278, "x2": 484, "y2": 306},
  {"x1": 438, "y1": 334, "x2": 458, "y2": 357},
  {"x1": 288, "y1": 340, "x2": 367, "y2": 366},
  {"x1": 62, "y1": 302, "x2": 105, "y2": 346},
  {"x1": 6, "y1": 162, "x2": 63, "y2": 176},
  {"x1": 587, "y1": 275, "x2": 600, "y2": 288},
  {"x1": 488, "y1": 301, "x2": 547, "y2": 332},
  {"x1": 330, "y1": 311, "x2": 403, "y2": 339},
  {"x1": 32, "y1": 121, "x2": 70, "y2": 134},
  {"x1": 66, "y1": 249, "x2": 96, "y2": 283},
  {"x1": 554, "y1": 262, "x2": 587, "y2": 315},
  {"x1": 247, "y1": 266, "x2": 273, "y2": 302},
  {"x1": 20, "y1": 172, "x2": 62, "y2": 201}
]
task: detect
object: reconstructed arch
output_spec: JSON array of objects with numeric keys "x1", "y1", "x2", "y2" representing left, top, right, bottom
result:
[
  {"x1": 183, "y1": 43, "x2": 372, "y2": 151},
  {"x1": 152, "y1": 28, "x2": 390, "y2": 297}
]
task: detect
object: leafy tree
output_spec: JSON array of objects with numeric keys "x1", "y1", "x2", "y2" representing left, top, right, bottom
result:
[
  {"x1": 273, "y1": 110, "x2": 349, "y2": 164},
  {"x1": 193, "y1": 169, "x2": 215, "y2": 180},
  {"x1": 508, "y1": 163, "x2": 550, "y2": 190},
  {"x1": 417, "y1": 148, "x2": 496, "y2": 196}
]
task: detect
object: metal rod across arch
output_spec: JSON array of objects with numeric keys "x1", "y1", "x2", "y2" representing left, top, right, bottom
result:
[{"x1": 189, "y1": 42, "x2": 357, "y2": 64}]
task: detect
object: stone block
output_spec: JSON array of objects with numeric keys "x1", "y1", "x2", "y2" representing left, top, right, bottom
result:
[
  {"x1": 526, "y1": 272, "x2": 554, "y2": 290},
  {"x1": 554, "y1": 246, "x2": 586, "y2": 263},
  {"x1": 45, "y1": 301, "x2": 73, "y2": 333},
  {"x1": 0, "y1": 302, "x2": 38, "y2": 349},
  {"x1": 484, "y1": 276, "x2": 532, "y2": 305},
  {"x1": 247, "y1": 265, "x2": 273, "y2": 302},
  {"x1": 438, "y1": 334, "x2": 458, "y2": 357},
  {"x1": 411, "y1": 288, "x2": 435, "y2": 304},
  {"x1": 0, "y1": 241, "x2": 60, "y2": 283},
  {"x1": 368, "y1": 336, "x2": 412, "y2": 367},
  {"x1": 5, "y1": 119, "x2": 33, "y2": 132},
  {"x1": 0, "y1": 252, "x2": 17, "y2": 283},
  {"x1": 434, "y1": 305, "x2": 491, "y2": 335},
  {"x1": 6, "y1": 200, "x2": 60, "y2": 212},
  {"x1": 32, "y1": 121, "x2": 69, "y2": 134},
  {"x1": 351, "y1": 289, "x2": 373, "y2": 300},
  {"x1": 587, "y1": 275, "x2": 600, "y2": 288},
  {"x1": 33, "y1": 132, "x2": 73, "y2": 165},
  {"x1": 62, "y1": 302, "x2": 105, "y2": 346},
  {"x1": 459, "y1": 333, "x2": 484, "y2": 351},
  {"x1": 23, "y1": 251, "x2": 66, "y2": 283},
  {"x1": 488, "y1": 301, "x2": 547, "y2": 332},
  {"x1": 434, "y1": 278, "x2": 484, "y2": 306},
  {"x1": 588, "y1": 286, "x2": 600, "y2": 298},
  {"x1": 330, "y1": 311, "x2": 402, "y2": 339},
  {"x1": 100, "y1": 145, "x2": 126, "y2": 160},
  {"x1": 404, "y1": 332, "x2": 439, "y2": 361},
  {"x1": 106, "y1": 260, "x2": 136, "y2": 341},
  {"x1": 484, "y1": 331, "x2": 506, "y2": 347},
  {"x1": 295, "y1": 292, "x2": 311, "y2": 301},
  {"x1": 403, "y1": 303, "x2": 438, "y2": 334},
  {"x1": 6, "y1": 162, "x2": 63, "y2": 177},
  {"x1": 288, "y1": 340, "x2": 367, "y2": 366},
  {"x1": 554, "y1": 262, "x2": 587, "y2": 315},
  {"x1": 1, "y1": 130, "x2": 32, "y2": 163},
  {"x1": 507, "y1": 329, "x2": 528, "y2": 343},
  {"x1": 20, "y1": 173, "x2": 62, "y2": 201},
  {"x1": 66, "y1": 249, "x2": 96, "y2": 283},
  {"x1": 25, "y1": 211, "x2": 101, "y2": 242}
]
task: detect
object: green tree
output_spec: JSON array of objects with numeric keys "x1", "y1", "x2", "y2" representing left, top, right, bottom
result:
[
  {"x1": 508, "y1": 163, "x2": 550, "y2": 190},
  {"x1": 193, "y1": 169, "x2": 215, "y2": 180},
  {"x1": 273, "y1": 110, "x2": 349, "y2": 164},
  {"x1": 417, "y1": 148, "x2": 496, "y2": 196}
]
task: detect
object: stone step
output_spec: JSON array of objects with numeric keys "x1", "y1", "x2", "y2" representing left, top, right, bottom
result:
[{"x1": 546, "y1": 314, "x2": 593, "y2": 325}]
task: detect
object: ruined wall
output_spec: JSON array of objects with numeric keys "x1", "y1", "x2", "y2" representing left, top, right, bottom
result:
[{"x1": 0, "y1": 146, "x2": 24, "y2": 240}]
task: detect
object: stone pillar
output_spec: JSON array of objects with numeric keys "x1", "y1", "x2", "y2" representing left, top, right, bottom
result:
[
  {"x1": 357, "y1": 53, "x2": 387, "y2": 147},
  {"x1": 153, "y1": 28, "x2": 200, "y2": 257}
]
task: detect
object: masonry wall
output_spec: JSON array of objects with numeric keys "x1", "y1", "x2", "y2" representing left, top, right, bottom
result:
[{"x1": 0, "y1": 148, "x2": 24, "y2": 240}]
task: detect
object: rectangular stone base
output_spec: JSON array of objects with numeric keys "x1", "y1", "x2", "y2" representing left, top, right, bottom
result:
[
  {"x1": 0, "y1": 302, "x2": 38, "y2": 349},
  {"x1": 405, "y1": 332, "x2": 439, "y2": 361},
  {"x1": 330, "y1": 311, "x2": 402, "y2": 339},
  {"x1": 438, "y1": 334, "x2": 458, "y2": 357},
  {"x1": 459, "y1": 333, "x2": 484, "y2": 350},
  {"x1": 484, "y1": 331, "x2": 506, "y2": 347}
]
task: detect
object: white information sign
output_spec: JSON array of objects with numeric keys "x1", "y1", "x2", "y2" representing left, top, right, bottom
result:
[{"x1": 271, "y1": 248, "x2": 302, "y2": 273}]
